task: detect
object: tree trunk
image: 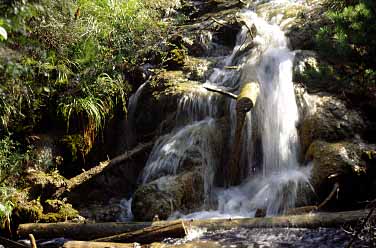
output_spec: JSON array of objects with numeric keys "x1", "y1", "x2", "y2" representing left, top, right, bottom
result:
[
  {"x1": 93, "y1": 221, "x2": 186, "y2": 244},
  {"x1": 17, "y1": 222, "x2": 153, "y2": 240},
  {"x1": 53, "y1": 141, "x2": 154, "y2": 198},
  {"x1": 226, "y1": 81, "x2": 259, "y2": 186}
]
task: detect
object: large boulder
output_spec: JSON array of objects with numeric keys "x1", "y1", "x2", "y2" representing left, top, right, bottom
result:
[
  {"x1": 306, "y1": 140, "x2": 375, "y2": 209},
  {"x1": 296, "y1": 91, "x2": 365, "y2": 154},
  {"x1": 132, "y1": 168, "x2": 204, "y2": 221}
]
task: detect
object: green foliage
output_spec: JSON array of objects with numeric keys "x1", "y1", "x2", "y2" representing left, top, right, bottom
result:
[
  {"x1": 0, "y1": 0, "x2": 172, "y2": 159},
  {"x1": 315, "y1": 0, "x2": 376, "y2": 90},
  {"x1": 0, "y1": 187, "x2": 15, "y2": 229},
  {"x1": 0, "y1": 136, "x2": 27, "y2": 186}
]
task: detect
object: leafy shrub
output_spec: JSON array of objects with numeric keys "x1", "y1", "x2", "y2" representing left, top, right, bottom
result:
[
  {"x1": 0, "y1": 0, "x2": 172, "y2": 159},
  {"x1": 315, "y1": 0, "x2": 376, "y2": 88}
]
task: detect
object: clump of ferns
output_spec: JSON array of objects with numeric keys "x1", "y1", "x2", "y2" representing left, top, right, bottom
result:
[{"x1": 58, "y1": 73, "x2": 129, "y2": 160}]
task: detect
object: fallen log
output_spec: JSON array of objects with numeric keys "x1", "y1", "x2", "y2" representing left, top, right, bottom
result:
[
  {"x1": 94, "y1": 221, "x2": 186, "y2": 244},
  {"x1": 226, "y1": 81, "x2": 259, "y2": 186},
  {"x1": 63, "y1": 241, "x2": 135, "y2": 248},
  {"x1": 17, "y1": 222, "x2": 153, "y2": 240},
  {"x1": 18, "y1": 210, "x2": 369, "y2": 244},
  {"x1": 53, "y1": 141, "x2": 154, "y2": 198},
  {"x1": 184, "y1": 209, "x2": 371, "y2": 230}
]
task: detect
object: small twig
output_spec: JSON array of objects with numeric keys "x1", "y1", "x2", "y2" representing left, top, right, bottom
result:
[{"x1": 317, "y1": 182, "x2": 339, "y2": 210}]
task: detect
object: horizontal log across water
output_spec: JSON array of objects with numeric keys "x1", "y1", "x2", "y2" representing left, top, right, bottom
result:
[{"x1": 18, "y1": 210, "x2": 371, "y2": 241}]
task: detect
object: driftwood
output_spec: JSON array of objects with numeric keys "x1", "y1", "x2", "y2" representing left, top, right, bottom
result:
[
  {"x1": 53, "y1": 141, "x2": 154, "y2": 198},
  {"x1": 63, "y1": 241, "x2": 135, "y2": 248},
  {"x1": 94, "y1": 221, "x2": 186, "y2": 244},
  {"x1": 226, "y1": 81, "x2": 259, "y2": 186},
  {"x1": 203, "y1": 85, "x2": 237, "y2": 99},
  {"x1": 0, "y1": 236, "x2": 28, "y2": 248},
  {"x1": 17, "y1": 222, "x2": 153, "y2": 240}
]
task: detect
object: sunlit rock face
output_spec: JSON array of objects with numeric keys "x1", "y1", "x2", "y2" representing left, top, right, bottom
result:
[{"x1": 306, "y1": 140, "x2": 376, "y2": 209}]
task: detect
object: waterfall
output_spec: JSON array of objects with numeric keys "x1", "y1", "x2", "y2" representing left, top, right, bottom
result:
[{"x1": 131, "y1": 1, "x2": 313, "y2": 219}]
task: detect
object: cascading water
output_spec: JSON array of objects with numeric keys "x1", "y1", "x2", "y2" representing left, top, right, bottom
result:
[{"x1": 130, "y1": 0, "x2": 314, "y2": 219}]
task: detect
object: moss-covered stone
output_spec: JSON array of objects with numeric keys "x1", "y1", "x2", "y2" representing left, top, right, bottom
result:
[
  {"x1": 40, "y1": 200, "x2": 79, "y2": 222},
  {"x1": 26, "y1": 170, "x2": 68, "y2": 201},
  {"x1": 297, "y1": 93, "x2": 365, "y2": 154},
  {"x1": 132, "y1": 168, "x2": 204, "y2": 221},
  {"x1": 306, "y1": 140, "x2": 375, "y2": 209}
]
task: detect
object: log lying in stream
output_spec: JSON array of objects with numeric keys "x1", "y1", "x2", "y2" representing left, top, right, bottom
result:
[
  {"x1": 226, "y1": 81, "x2": 260, "y2": 186},
  {"x1": 18, "y1": 222, "x2": 153, "y2": 240},
  {"x1": 63, "y1": 241, "x2": 135, "y2": 248},
  {"x1": 93, "y1": 221, "x2": 186, "y2": 244},
  {"x1": 185, "y1": 209, "x2": 371, "y2": 230},
  {"x1": 18, "y1": 210, "x2": 371, "y2": 243}
]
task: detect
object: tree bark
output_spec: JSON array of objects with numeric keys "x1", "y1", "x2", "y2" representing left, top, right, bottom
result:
[
  {"x1": 17, "y1": 222, "x2": 153, "y2": 240},
  {"x1": 93, "y1": 221, "x2": 186, "y2": 244}
]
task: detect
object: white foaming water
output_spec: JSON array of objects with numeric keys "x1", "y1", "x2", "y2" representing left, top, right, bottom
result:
[
  {"x1": 175, "y1": 91, "x2": 221, "y2": 125},
  {"x1": 141, "y1": 118, "x2": 221, "y2": 199}
]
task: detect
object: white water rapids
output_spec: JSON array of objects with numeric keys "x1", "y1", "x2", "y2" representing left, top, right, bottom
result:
[{"x1": 128, "y1": 2, "x2": 314, "y2": 220}]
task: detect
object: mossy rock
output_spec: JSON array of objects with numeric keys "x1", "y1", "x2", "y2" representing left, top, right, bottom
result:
[
  {"x1": 132, "y1": 168, "x2": 204, "y2": 221},
  {"x1": 12, "y1": 200, "x2": 43, "y2": 224},
  {"x1": 40, "y1": 200, "x2": 79, "y2": 222},
  {"x1": 306, "y1": 140, "x2": 375, "y2": 209},
  {"x1": 296, "y1": 91, "x2": 365, "y2": 154},
  {"x1": 26, "y1": 170, "x2": 68, "y2": 201}
]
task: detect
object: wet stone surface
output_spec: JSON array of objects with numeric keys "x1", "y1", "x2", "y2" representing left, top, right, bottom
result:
[{"x1": 166, "y1": 227, "x2": 370, "y2": 248}]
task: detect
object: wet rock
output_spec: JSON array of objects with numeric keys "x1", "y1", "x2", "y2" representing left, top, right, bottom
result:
[
  {"x1": 183, "y1": 56, "x2": 215, "y2": 81},
  {"x1": 132, "y1": 168, "x2": 204, "y2": 221},
  {"x1": 77, "y1": 198, "x2": 124, "y2": 222},
  {"x1": 306, "y1": 140, "x2": 375, "y2": 209},
  {"x1": 296, "y1": 90, "x2": 365, "y2": 154},
  {"x1": 173, "y1": 1, "x2": 242, "y2": 58},
  {"x1": 40, "y1": 199, "x2": 79, "y2": 222},
  {"x1": 284, "y1": 1, "x2": 328, "y2": 50}
]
